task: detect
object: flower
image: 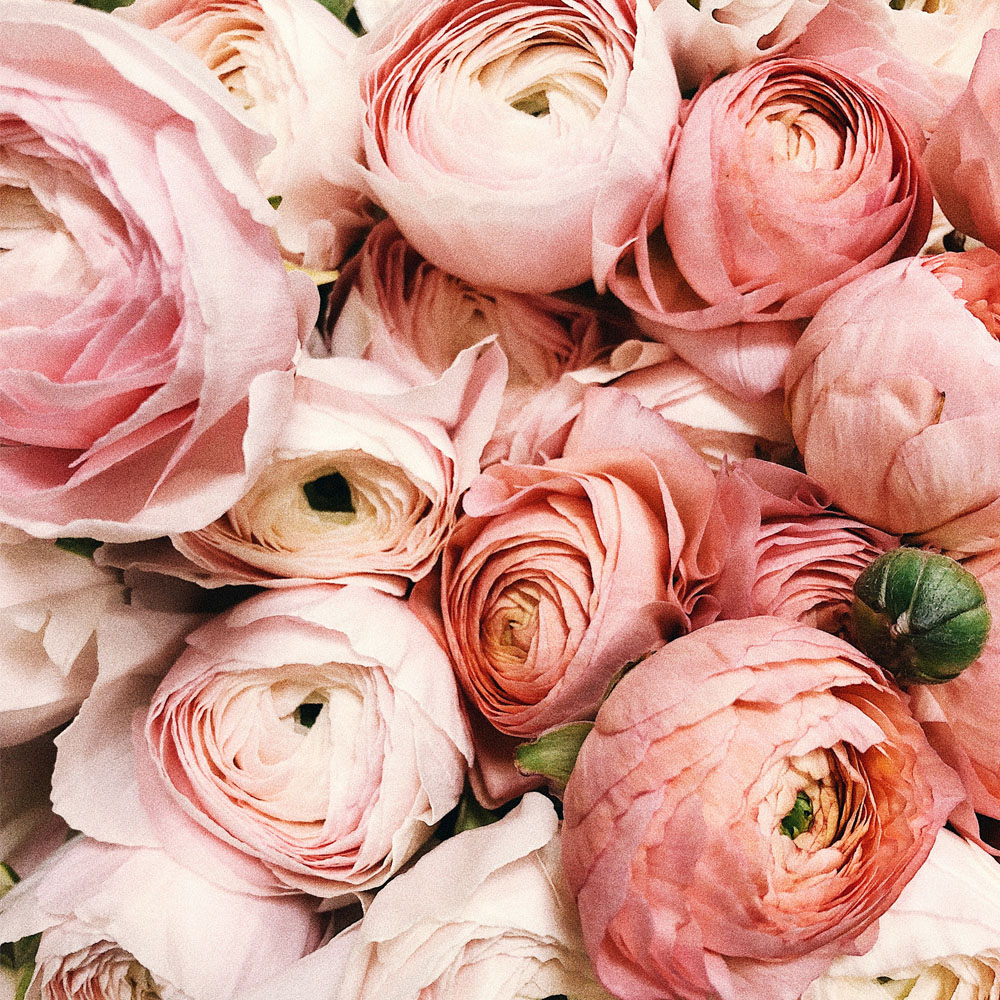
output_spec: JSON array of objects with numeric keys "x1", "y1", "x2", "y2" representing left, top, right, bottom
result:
[
  {"x1": 440, "y1": 387, "x2": 728, "y2": 743},
  {"x1": 98, "y1": 343, "x2": 506, "y2": 594},
  {"x1": 801, "y1": 829, "x2": 1000, "y2": 1000},
  {"x1": 609, "y1": 55, "x2": 931, "y2": 398},
  {"x1": 0, "y1": 838, "x2": 321, "y2": 1000},
  {"x1": 62, "y1": 585, "x2": 474, "y2": 899},
  {"x1": 926, "y1": 30, "x2": 1000, "y2": 253},
  {"x1": 258, "y1": 794, "x2": 613, "y2": 1000},
  {"x1": 121, "y1": 0, "x2": 371, "y2": 270},
  {"x1": 786, "y1": 249, "x2": 1000, "y2": 553},
  {"x1": 561, "y1": 616, "x2": 964, "y2": 1000},
  {"x1": 714, "y1": 459, "x2": 896, "y2": 633},
  {"x1": 0, "y1": 1, "x2": 315, "y2": 540},
  {"x1": 358, "y1": 0, "x2": 680, "y2": 293}
]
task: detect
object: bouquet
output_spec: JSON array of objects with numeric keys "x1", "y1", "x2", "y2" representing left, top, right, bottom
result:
[{"x1": 3, "y1": 0, "x2": 1000, "y2": 996}]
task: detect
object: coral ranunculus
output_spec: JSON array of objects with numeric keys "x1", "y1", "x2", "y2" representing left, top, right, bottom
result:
[
  {"x1": 561, "y1": 617, "x2": 964, "y2": 1000},
  {"x1": 0, "y1": 1, "x2": 315, "y2": 541},
  {"x1": 787, "y1": 249, "x2": 1000, "y2": 553}
]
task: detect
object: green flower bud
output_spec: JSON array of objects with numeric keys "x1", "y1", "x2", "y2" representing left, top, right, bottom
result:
[{"x1": 851, "y1": 547, "x2": 991, "y2": 685}]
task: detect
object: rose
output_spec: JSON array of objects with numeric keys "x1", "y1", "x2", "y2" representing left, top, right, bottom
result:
[
  {"x1": 321, "y1": 220, "x2": 614, "y2": 465},
  {"x1": 0, "y1": 838, "x2": 321, "y2": 1000},
  {"x1": 441, "y1": 387, "x2": 728, "y2": 748},
  {"x1": 54, "y1": 585, "x2": 473, "y2": 899},
  {"x1": 801, "y1": 829, "x2": 1000, "y2": 1000},
  {"x1": 561, "y1": 616, "x2": 964, "y2": 1000},
  {"x1": 505, "y1": 341, "x2": 794, "y2": 469},
  {"x1": 358, "y1": 0, "x2": 680, "y2": 293},
  {"x1": 926, "y1": 31, "x2": 1000, "y2": 253},
  {"x1": 0, "y1": 530, "x2": 122, "y2": 747},
  {"x1": 608, "y1": 55, "x2": 931, "y2": 399},
  {"x1": 714, "y1": 459, "x2": 897, "y2": 633},
  {"x1": 121, "y1": 0, "x2": 371, "y2": 271},
  {"x1": 0, "y1": 1, "x2": 315, "y2": 541},
  {"x1": 98, "y1": 343, "x2": 506, "y2": 594},
  {"x1": 786, "y1": 249, "x2": 1000, "y2": 553}
]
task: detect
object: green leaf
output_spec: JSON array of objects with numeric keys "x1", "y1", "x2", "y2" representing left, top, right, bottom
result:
[
  {"x1": 313, "y1": 0, "x2": 354, "y2": 21},
  {"x1": 267, "y1": 195, "x2": 283, "y2": 209},
  {"x1": 75, "y1": 0, "x2": 136, "y2": 11},
  {"x1": 453, "y1": 793, "x2": 502, "y2": 835},
  {"x1": 0, "y1": 863, "x2": 19, "y2": 897},
  {"x1": 55, "y1": 537, "x2": 102, "y2": 559}
]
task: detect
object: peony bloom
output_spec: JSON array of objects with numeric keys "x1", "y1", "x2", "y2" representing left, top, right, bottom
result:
[
  {"x1": 0, "y1": 530, "x2": 123, "y2": 747},
  {"x1": 358, "y1": 0, "x2": 680, "y2": 293},
  {"x1": 441, "y1": 387, "x2": 728, "y2": 742},
  {"x1": 926, "y1": 30, "x2": 1000, "y2": 253},
  {"x1": 801, "y1": 829, "x2": 1000, "y2": 1000},
  {"x1": 505, "y1": 340, "x2": 793, "y2": 469},
  {"x1": 60, "y1": 585, "x2": 473, "y2": 899},
  {"x1": 786, "y1": 249, "x2": 1000, "y2": 553},
  {"x1": 562, "y1": 616, "x2": 964, "y2": 1000},
  {"x1": 121, "y1": 0, "x2": 371, "y2": 271},
  {"x1": 715, "y1": 459, "x2": 897, "y2": 633},
  {"x1": 0, "y1": 1, "x2": 315, "y2": 541},
  {"x1": 97, "y1": 343, "x2": 506, "y2": 593},
  {"x1": 0, "y1": 838, "x2": 321, "y2": 1000},
  {"x1": 609, "y1": 55, "x2": 931, "y2": 399}
]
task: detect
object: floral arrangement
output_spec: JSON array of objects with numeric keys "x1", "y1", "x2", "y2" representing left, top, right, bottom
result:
[{"x1": 3, "y1": 0, "x2": 1000, "y2": 997}]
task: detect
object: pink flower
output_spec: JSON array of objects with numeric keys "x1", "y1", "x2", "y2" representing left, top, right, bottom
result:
[
  {"x1": 121, "y1": 0, "x2": 371, "y2": 271},
  {"x1": 97, "y1": 343, "x2": 506, "y2": 593},
  {"x1": 0, "y1": 2, "x2": 315, "y2": 541},
  {"x1": 926, "y1": 30, "x2": 1000, "y2": 253},
  {"x1": 786, "y1": 249, "x2": 1000, "y2": 552},
  {"x1": 358, "y1": 0, "x2": 680, "y2": 293},
  {"x1": 715, "y1": 459, "x2": 897, "y2": 633},
  {"x1": 609, "y1": 56, "x2": 931, "y2": 398},
  {"x1": 561, "y1": 617, "x2": 964, "y2": 1000},
  {"x1": 60, "y1": 585, "x2": 473, "y2": 899},
  {"x1": 0, "y1": 838, "x2": 321, "y2": 1000},
  {"x1": 440, "y1": 387, "x2": 728, "y2": 742}
]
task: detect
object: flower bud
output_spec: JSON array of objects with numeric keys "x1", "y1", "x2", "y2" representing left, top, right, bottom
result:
[{"x1": 851, "y1": 548, "x2": 991, "y2": 684}]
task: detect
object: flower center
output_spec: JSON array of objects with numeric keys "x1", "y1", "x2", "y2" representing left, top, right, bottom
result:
[
  {"x1": 483, "y1": 583, "x2": 542, "y2": 666},
  {"x1": 302, "y1": 472, "x2": 355, "y2": 516}
]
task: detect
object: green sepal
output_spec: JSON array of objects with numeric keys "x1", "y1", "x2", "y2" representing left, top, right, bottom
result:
[
  {"x1": 54, "y1": 537, "x2": 102, "y2": 559},
  {"x1": 453, "y1": 792, "x2": 502, "y2": 835},
  {"x1": 515, "y1": 722, "x2": 594, "y2": 791}
]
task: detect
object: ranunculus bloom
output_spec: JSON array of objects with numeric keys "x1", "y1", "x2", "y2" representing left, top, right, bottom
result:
[
  {"x1": 441, "y1": 387, "x2": 728, "y2": 742},
  {"x1": 609, "y1": 55, "x2": 931, "y2": 399},
  {"x1": 505, "y1": 341, "x2": 793, "y2": 469},
  {"x1": 322, "y1": 221, "x2": 616, "y2": 465},
  {"x1": 80, "y1": 585, "x2": 473, "y2": 899},
  {"x1": 0, "y1": 530, "x2": 122, "y2": 747},
  {"x1": 0, "y1": 1, "x2": 315, "y2": 540},
  {"x1": 97, "y1": 343, "x2": 505, "y2": 593},
  {"x1": 926, "y1": 31, "x2": 1000, "y2": 253},
  {"x1": 562, "y1": 616, "x2": 964, "y2": 1000},
  {"x1": 801, "y1": 829, "x2": 1000, "y2": 1000},
  {"x1": 656, "y1": 0, "x2": 829, "y2": 92},
  {"x1": 786, "y1": 249, "x2": 1000, "y2": 552},
  {"x1": 359, "y1": 0, "x2": 680, "y2": 293},
  {"x1": 715, "y1": 459, "x2": 897, "y2": 633},
  {"x1": 0, "y1": 838, "x2": 321, "y2": 1000},
  {"x1": 121, "y1": 0, "x2": 371, "y2": 270}
]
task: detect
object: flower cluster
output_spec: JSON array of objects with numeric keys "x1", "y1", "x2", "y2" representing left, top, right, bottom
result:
[{"x1": 3, "y1": 0, "x2": 1000, "y2": 998}]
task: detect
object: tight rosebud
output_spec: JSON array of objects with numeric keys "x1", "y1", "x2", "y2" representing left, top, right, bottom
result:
[{"x1": 851, "y1": 548, "x2": 991, "y2": 685}]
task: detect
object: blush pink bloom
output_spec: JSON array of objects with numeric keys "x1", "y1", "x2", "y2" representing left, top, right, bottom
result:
[
  {"x1": 786, "y1": 249, "x2": 1000, "y2": 553},
  {"x1": 121, "y1": 0, "x2": 371, "y2": 271},
  {"x1": 97, "y1": 343, "x2": 506, "y2": 594},
  {"x1": 67, "y1": 585, "x2": 474, "y2": 899},
  {"x1": 609, "y1": 56, "x2": 931, "y2": 399},
  {"x1": 440, "y1": 387, "x2": 728, "y2": 744},
  {"x1": 322, "y1": 221, "x2": 616, "y2": 464},
  {"x1": 505, "y1": 341, "x2": 793, "y2": 469},
  {"x1": 715, "y1": 459, "x2": 897, "y2": 633},
  {"x1": 926, "y1": 31, "x2": 1000, "y2": 253},
  {"x1": 0, "y1": 838, "x2": 321, "y2": 1000},
  {"x1": 358, "y1": 0, "x2": 680, "y2": 293},
  {"x1": 561, "y1": 617, "x2": 964, "y2": 1000},
  {"x1": 0, "y1": 1, "x2": 315, "y2": 541}
]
